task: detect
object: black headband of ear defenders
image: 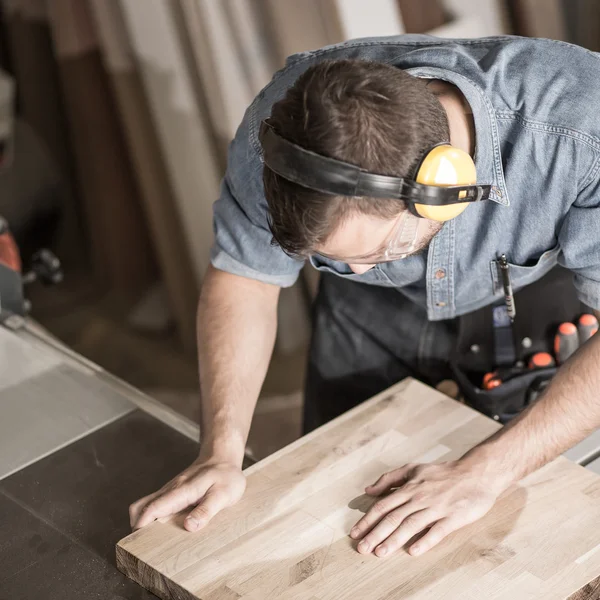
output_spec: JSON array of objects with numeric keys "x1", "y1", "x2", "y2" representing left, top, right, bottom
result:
[{"x1": 259, "y1": 119, "x2": 491, "y2": 206}]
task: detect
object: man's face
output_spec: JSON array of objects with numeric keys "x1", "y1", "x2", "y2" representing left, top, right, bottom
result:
[{"x1": 315, "y1": 211, "x2": 443, "y2": 274}]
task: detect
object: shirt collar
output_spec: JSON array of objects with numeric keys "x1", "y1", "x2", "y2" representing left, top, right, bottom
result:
[{"x1": 404, "y1": 66, "x2": 510, "y2": 207}]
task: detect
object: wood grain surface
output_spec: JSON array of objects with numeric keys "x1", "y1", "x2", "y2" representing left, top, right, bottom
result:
[{"x1": 117, "y1": 378, "x2": 600, "y2": 599}]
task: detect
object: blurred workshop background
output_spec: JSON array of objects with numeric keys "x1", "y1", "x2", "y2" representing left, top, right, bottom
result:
[{"x1": 0, "y1": 0, "x2": 598, "y2": 460}]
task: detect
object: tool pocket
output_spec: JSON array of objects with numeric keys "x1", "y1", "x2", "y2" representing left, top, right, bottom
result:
[
  {"x1": 451, "y1": 362, "x2": 555, "y2": 423},
  {"x1": 490, "y1": 245, "x2": 560, "y2": 295},
  {"x1": 454, "y1": 265, "x2": 586, "y2": 423}
]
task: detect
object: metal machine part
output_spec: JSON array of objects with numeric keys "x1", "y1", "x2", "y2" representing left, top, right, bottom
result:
[{"x1": 0, "y1": 216, "x2": 62, "y2": 325}]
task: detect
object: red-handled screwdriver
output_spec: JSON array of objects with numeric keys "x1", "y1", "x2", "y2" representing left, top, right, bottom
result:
[
  {"x1": 528, "y1": 352, "x2": 555, "y2": 369},
  {"x1": 481, "y1": 366, "x2": 524, "y2": 390},
  {"x1": 554, "y1": 322, "x2": 579, "y2": 365},
  {"x1": 482, "y1": 372, "x2": 502, "y2": 390},
  {"x1": 577, "y1": 314, "x2": 599, "y2": 345}
]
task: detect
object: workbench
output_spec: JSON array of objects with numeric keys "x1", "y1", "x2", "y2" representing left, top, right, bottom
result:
[{"x1": 3, "y1": 321, "x2": 600, "y2": 599}]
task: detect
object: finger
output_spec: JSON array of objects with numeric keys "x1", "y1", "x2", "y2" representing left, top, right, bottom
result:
[
  {"x1": 129, "y1": 492, "x2": 160, "y2": 529},
  {"x1": 408, "y1": 517, "x2": 461, "y2": 556},
  {"x1": 135, "y1": 481, "x2": 208, "y2": 530},
  {"x1": 374, "y1": 509, "x2": 439, "y2": 558},
  {"x1": 355, "y1": 504, "x2": 424, "y2": 555},
  {"x1": 365, "y1": 465, "x2": 412, "y2": 496},
  {"x1": 184, "y1": 486, "x2": 230, "y2": 531},
  {"x1": 350, "y1": 489, "x2": 413, "y2": 539}
]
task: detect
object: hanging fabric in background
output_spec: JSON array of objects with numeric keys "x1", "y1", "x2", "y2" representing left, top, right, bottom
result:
[
  {"x1": 506, "y1": 0, "x2": 568, "y2": 39},
  {"x1": 45, "y1": 0, "x2": 158, "y2": 295},
  {"x1": 0, "y1": 68, "x2": 14, "y2": 169},
  {"x1": 175, "y1": 0, "x2": 314, "y2": 355},
  {"x1": 175, "y1": 0, "x2": 277, "y2": 166},
  {"x1": 88, "y1": 0, "x2": 199, "y2": 350},
  {"x1": 561, "y1": 0, "x2": 600, "y2": 52},
  {"x1": 396, "y1": 0, "x2": 446, "y2": 33},
  {"x1": 118, "y1": 0, "x2": 221, "y2": 286}
]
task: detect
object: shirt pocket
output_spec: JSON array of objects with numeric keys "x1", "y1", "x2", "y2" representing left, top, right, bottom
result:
[
  {"x1": 309, "y1": 255, "x2": 397, "y2": 287},
  {"x1": 490, "y1": 245, "x2": 561, "y2": 294}
]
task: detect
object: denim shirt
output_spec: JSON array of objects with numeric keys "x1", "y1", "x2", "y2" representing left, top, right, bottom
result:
[{"x1": 210, "y1": 35, "x2": 600, "y2": 321}]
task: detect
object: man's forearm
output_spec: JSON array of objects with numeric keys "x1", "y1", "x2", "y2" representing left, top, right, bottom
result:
[
  {"x1": 462, "y1": 330, "x2": 600, "y2": 487},
  {"x1": 196, "y1": 266, "x2": 280, "y2": 466}
]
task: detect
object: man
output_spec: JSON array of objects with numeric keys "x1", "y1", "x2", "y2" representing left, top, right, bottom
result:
[{"x1": 130, "y1": 35, "x2": 600, "y2": 559}]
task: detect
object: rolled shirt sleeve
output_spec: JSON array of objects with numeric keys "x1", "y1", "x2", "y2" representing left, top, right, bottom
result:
[
  {"x1": 558, "y1": 161, "x2": 600, "y2": 310},
  {"x1": 209, "y1": 98, "x2": 305, "y2": 288}
]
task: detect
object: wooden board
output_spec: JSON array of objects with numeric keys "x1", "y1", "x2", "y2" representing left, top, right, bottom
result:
[
  {"x1": 397, "y1": 0, "x2": 446, "y2": 33},
  {"x1": 326, "y1": 0, "x2": 405, "y2": 40},
  {"x1": 117, "y1": 378, "x2": 600, "y2": 599},
  {"x1": 175, "y1": 0, "x2": 259, "y2": 159},
  {"x1": 118, "y1": 0, "x2": 222, "y2": 284},
  {"x1": 46, "y1": 0, "x2": 158, "y2": 294},
  {"x1": 434, "y1": 0, "x2": 507, "y2": 37},
  {"x1": 263, "y1": 0, "x2": 404, "y2": 67},
  {"x1": 507, "y1": 0, "x2": 567, "y2": 40},
  {"x1": 87, "y1": 0, "x2": 200, "y2": 352}
]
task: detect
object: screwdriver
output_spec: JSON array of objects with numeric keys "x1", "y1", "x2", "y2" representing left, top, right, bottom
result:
[
  {"x1": 554, "y1": 322, "x2": 579, "y2": 365},
  {"x1": 528, "y1": 352, "x2": 555, "y2": 369},
  {"x1": 482, "y1": 371, "x2": 501, "y2": 390},
  {"x1": 577, "y1": 314, "x2": 599, "y2": 345},
  {"x1": 482, "y1": 366, "x2": 526, "y2": 390}
]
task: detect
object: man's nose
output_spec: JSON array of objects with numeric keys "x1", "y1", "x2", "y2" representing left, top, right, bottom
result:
[{"x1": 349, "y1": 263, "x2": 376, "y2": 274}]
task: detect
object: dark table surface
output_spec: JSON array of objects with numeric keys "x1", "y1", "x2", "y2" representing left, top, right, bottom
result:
[{"x1": 0, "y1": 410, "x2": 199, "y2": 600}]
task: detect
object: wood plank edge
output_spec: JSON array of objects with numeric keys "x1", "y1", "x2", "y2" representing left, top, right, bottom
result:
[
  {"x1": 567, "y1": 574, "x2": 600, "y2": 600},
  {"x1": 116, "y1": 543, "x2": 197, "y2": 600}
]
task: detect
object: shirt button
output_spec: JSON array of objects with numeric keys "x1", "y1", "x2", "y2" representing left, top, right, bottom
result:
[
  {"x1": 435, "y1": 269, "x2": 446, "y2": 280},
  {"x1": 436, "y1": 301, "x2": 447, "y2": 308}
]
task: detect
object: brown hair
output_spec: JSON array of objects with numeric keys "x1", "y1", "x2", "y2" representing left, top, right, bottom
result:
[{"x1": 262, "y1": 59, "x2": 450, "y2": 258}]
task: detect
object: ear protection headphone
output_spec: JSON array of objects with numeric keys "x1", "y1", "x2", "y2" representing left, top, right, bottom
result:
[{"x1": 259, "y1": 119, "x2": 492, "y2": 222}]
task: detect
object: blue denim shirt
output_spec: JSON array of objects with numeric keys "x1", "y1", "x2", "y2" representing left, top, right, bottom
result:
[{"x1": 210, "y1": 35, "x2": 600, "y2": 321}]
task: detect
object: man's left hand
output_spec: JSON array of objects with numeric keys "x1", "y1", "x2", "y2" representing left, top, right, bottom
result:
[{"x1": 350, "y1": 460, "x2": 511, "y2": 558}]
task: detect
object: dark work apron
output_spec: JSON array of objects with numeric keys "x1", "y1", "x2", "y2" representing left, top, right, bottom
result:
[{"x1": 303, "y1": 266, "x2": 586, "y2": 434}]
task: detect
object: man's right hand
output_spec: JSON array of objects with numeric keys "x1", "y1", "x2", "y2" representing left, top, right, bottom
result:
[
  {"x1": 131, "y1": 267, "x2": 279, "y2": 533},
  {"x1": 129, "y1": 458, "x2": 246, "y2": 532}
]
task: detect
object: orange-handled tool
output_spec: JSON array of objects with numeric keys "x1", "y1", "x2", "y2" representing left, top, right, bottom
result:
[
  {"x1": 554, "y1": 322, "x2": 578, "y2": 365},
  {"x1": 577, "y1": 314, "x2": 599, "y2": 345},
  {"x1": 528, "y1": 352, "x2": 555, "y2": 369},
  {"x1": 482, "y1": 372, "x2": 502, "y2": 390}
]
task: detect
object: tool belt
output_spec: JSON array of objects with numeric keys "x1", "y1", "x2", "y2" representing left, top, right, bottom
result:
[{"x1": 451, "y1": 266, "x2": 588, "y2": 423}]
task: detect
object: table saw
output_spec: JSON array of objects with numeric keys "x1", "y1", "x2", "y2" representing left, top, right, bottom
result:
[{"x1": 0, "y1": 320, "x2": 201, "y2": 599}]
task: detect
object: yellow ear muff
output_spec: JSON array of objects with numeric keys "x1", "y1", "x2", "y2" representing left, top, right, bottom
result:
[{"x1": 413, "y1": 145, "x2": 477, "y2": 221}]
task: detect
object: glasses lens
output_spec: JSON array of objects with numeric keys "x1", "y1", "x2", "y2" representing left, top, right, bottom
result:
[
  {"x1": 384, "y1": 212, "x2": 421, "y2": 258},
  {"x1": 314, "y1": 211, "x2": 430, "y2": 264}
]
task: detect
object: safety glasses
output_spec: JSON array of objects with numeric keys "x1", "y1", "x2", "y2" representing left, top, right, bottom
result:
[{"x1": 315, "y1": 210, "x2": 431, "y2": 264}]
